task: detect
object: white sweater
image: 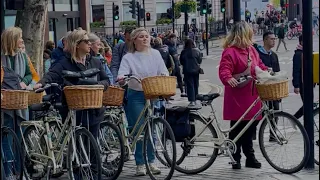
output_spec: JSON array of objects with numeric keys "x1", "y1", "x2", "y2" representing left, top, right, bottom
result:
[{"x1": 117, "y1": 48, "x2": 169, "y2": 91}]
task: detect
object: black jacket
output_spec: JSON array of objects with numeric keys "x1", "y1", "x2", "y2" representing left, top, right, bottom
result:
[
  {"x1": 39, "y1": 53, "x2": 110, "y2": 125},
  {"x1": 292, "y1": 49, "x2": 303, "y2": 88},
  {"x1": 180, "y1": 48, "x2": 202, "y2": 74},
  {"x1": 255, "y1": 46, "x2": 280, "y2": 73}
]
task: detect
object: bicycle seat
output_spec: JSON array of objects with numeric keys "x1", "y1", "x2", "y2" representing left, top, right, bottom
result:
[
  {"x1": 196, "y1": 93, "x2": 220, "y2": 101},
  {"x1": 62, "y1": 68, "x2": 100, "y2": 79},
  {"x1": 29, "y1": 102, "x2": 52, "y2": 112}
]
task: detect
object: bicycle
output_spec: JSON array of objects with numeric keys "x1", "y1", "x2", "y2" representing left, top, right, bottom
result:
[
  {"x1": 22, "y1": 70, "x2": 103, "y2": 180},
  {"x1": 102, "y1": 74, "x2": 177, "y2": 180},
  {"x1": 286, "y1": 27, "x2": 302, "y2": 40},
  {"x1": 165, "y1": 82, "x2": 310, "y2": 175}
]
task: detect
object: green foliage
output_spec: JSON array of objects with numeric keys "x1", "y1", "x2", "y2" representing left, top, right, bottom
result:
[
  {"x1": 156, "y1": 18, "x2": 172, "y2": 25},
  {"x1": 174, "y1": 0, "x2": 196, "y2": 19},
  {"x1": 119, "y1": 20, "x2": 137, "y2": 27},
  {"x1": 90, "y1": 21, "x2": 105, "y2": 28},
  {"x1": 208, "y1": 17, "x2": 216, "y2": 23}
]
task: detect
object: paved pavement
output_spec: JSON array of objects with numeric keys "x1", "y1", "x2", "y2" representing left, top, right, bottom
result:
[{"x1": 55, "y1": 34, "x2": 319, "y2": 180}]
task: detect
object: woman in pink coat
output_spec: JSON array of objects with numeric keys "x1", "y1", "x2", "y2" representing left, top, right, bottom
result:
[{"x1": 219, "y1": 21, "x2": 268, "y2": 169}]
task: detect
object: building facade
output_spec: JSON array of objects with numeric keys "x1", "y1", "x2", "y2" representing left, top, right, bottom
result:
[{"x1": 4, "y1": 0, "x2": 91, "y2": 43}]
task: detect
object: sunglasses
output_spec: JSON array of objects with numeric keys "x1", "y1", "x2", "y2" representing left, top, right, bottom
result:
[{"x1": 78, "y1": 39, "x2": 90, "y2": 44}]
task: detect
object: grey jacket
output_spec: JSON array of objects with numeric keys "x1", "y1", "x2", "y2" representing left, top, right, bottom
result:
[{"x1": 110, "y1": 43, "x2": 127, "y2": 82}]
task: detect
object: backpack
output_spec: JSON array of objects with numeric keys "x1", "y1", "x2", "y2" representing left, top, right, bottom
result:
[{"x1": 166, "y1": 106, "x2": 195, "y2": 142}]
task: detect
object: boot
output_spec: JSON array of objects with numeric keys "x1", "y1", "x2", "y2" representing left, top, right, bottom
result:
[
  {"x1": 232, "y1": 160, "x2": 241, "y2": 169},
  {"x1": 245, "y1": 158, "x2": 262, "y2": 168}
]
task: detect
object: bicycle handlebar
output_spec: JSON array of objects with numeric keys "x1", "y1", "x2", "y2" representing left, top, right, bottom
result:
[{"x1": 35, "y1": 83, "x2": 60, "y2": 93}]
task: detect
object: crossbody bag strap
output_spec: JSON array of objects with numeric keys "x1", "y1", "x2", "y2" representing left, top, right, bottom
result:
[{"x1": 233, "y1": 48, "x2": 252, "y2": 79}]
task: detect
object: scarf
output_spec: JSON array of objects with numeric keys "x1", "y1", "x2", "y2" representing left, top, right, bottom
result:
[{"x1": 1, "y1": 51, "x2": 29, "y2": 121}]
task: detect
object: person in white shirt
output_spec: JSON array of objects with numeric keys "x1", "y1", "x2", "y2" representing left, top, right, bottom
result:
[{"x1": 117, "y1": 28, "x2": 169, "y2": 176}]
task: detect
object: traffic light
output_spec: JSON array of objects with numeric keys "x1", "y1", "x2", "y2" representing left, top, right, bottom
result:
[
  {"x1": 280, "y1": 0, "x2": 285, "y2": 7},
  {"x1": 167, "y1": 8, "x2": 173, "y2": 19},
  {"x1": 113, "y1": 5, "x2": 119, "y2": 20},
  {"x1": 202, "y1": 1, "x2": 208, "y2": 14},
  {"x1": 220, "y1": 0, "x2": 226, "y2": 13},
  {"x1": 146, "y1": 12, "x2": 151, "y2": 21},
  {"x1": 197, "y1": 0, "x2": 203, "y2": 15},
  {"x1": 140, "y1": 8, "x2": 145, "y2": 19},
  {"x1": 129, "y1": 0, "x2": 136, "y2": 19},
  {"x1": 207, "y1": 3, "x2": 212, "y2": 14}
]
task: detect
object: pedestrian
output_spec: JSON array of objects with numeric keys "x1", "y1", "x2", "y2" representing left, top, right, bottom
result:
[
  {"x1": 276, "y1": 23, "x2": 289, "y2": 52},
  {"x1": 45, "y1": 40, "x2": 55, "y2": 51},
  {"x1": 43, "y1": 49, "x2": 52, "y2": 73},
  {"x1": 219, "y1": 21, "x2": 268, "y2": 169},
  {"x1": 1, "y1": 27, "x2": 33, "y2": 178},
  {"x1": 292, "y1": 35, "x2": 304, "y2": 119},
  {"x1": 117, "y1": 28, "x2": 168, "y2": 176},
  {"x1": 51, "y1": 31, "x2": 72, "y2": 65},
  {"x1": 110, "y1": 27, "x2": 135, "y2": 81},
  {"x1": 164, "y1": 33, "x2": 186, "y2": 97},
  {"x1": 255, "y1": 31, "x2": 281, "y2": 141},
  {"x1": 153, "y1": 37, "x2": 174, "y2": 75},
  {"x1": 180, "y1": 39, "x2": 202, "y2": 106},
  {"x1": 88, "y1": 33, "x2": 113, "y2": 84}
]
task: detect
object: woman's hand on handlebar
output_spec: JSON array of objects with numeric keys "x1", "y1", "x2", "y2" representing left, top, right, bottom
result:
[
  {"x1": 116, "y1": 77, "x2": 126, "y2": 86},
  {"x1": 33, "y1": 83, "x2": 43, "y2": 90}
]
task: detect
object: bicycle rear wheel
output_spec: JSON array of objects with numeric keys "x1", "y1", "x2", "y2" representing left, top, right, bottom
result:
[
  {"x1": 1, "y1": 126, "x2": 23, "y2": 180},
  {"x1": 143, "y1": 117, "x2": 176, "y2": 180},
  {"x1": 67, "y1": 128, "x2": 102, "y2": 180},
  {"x1": 98, "y1": 121, "x2": 124, "y2": 179},
  {"x1": 259, "y1": 111, "x2": 310, "y2": 174},
  {"x1": 313, "y1": 107, "x2": 319, "y2": 165},
  {"x1": 286, "y1": 32, "x2": 293, "y2": 40}
]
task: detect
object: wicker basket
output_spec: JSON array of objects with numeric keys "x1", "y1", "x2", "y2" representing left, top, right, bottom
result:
[
  {"x1": 103, "y1": 86, "x2": 125, "y2": 106},
  {"x1": 142, "y1": 76, "x2": 177, "y2": 99},
  {"x1": 64, "y1": 85, "x2": 104, "y2": 110},
  {"x1": 1, "y1": 89, "x2": 29, "y2": 109},
  {"x1": 28, "y1": 91, "x2": 43, "y2": 105},
  {"x1": 256, "y1": 80, "x2": 289, "y2": 101}
]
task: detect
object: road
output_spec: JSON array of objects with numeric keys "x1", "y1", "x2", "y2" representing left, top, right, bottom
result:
[{"x1": 55, "y1": 35, "x2": 319, "y2": 179}]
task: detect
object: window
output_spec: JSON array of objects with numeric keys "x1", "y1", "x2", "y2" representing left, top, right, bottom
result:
[
  {"x1": 48, "y1": 0, "x2": 53, "y2": 11},
  {"x1": 67, "y1": 18, "x2": 74, "y2": 31},
  {"x1": 75, "y1": 17, "x2": 81, "y2": 28},
  {"x1": 72, "y1": 0, "x2": 79, "y2": 11},
  {"x1": 4, "y1": 15, "x2": 16, "y2": 28},
  {"x1": 92, "y1": 5, "x2": 105, "y2": 22},
  {"x1": 54, "y1": 0, "x2": 71, "y2": 11}
]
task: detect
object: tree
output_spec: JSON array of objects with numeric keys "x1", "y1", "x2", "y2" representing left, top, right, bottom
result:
[
  {"x1": 15, "y1": 0, "x2": 49, "y2": 77},
  {"x1": 174, "y1": 0, "x2": 196, "y2": 19}
]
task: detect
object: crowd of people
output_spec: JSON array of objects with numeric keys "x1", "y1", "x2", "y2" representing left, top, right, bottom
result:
[{"x1": 0, "y1": 18, "x2": 312, "y2": 178}]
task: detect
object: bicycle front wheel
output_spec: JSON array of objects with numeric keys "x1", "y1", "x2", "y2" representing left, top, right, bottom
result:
[
  {"x1": 143, "y1": 118, "x2": 176, "y2": 180},
  {"x1": 286, "y1": 32, "x2": 293, "y2": 40},
  {"x1": 67, "y1": 128, "x2": 102, "y2": 180},
  {"x1": 1, "y1": 126, "x2": 23, "y2": 180},
  {"x1": 313, "y1": 107, "x2": 319, "y2": 165},
  {"x1": 259, "y1": 111, "x2": 310, "y2": 174}
]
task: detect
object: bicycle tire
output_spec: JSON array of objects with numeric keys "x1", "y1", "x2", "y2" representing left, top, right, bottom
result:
[
  {"x1": 23, "y1": 125, "x2": 48, "y2": 180},
  {"x1": 258, "y1": 111, "x2": 310, "y2": 174},
  {"x1": 143, "y1": 117, "x2": 176, "y2": 180},
  {"x1": 1, "y1": 126, "x2": 23, "y2": 180},
  {"x1": 313, "y1": 107, "x2": 319, "y2": 165},
  {"x1": 174, "y1": 114, "x2": 219, "y2": 174},
  {"x1": 286, "y1": 32, "x2": 293, "y2": 40},
  {"x1": 99, "y1": 121, "x2": 125, "y2": 180},
  {"x1": 198, "y1": 43, "x2": 205, "y2": 51},
  {"x1": 67, "y1": 128, "x2": 102, "y2": 180}
]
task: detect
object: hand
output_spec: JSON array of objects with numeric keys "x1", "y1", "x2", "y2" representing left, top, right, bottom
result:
[
  {"x1": 294, "y1": 88, "x2": 300, "y2": 94},
  {"x1": 33, "y1": 83, "x2": 43, "y2": 90},
  {"x1": 116, "y1": 77, "x2": 125, "y2": 86},
  {"x1": 227, "y1": 78, "x2": 239, "y2": 88},
  {"x1": 20, "y1": 82, "x2": 27, "y2": 89}
]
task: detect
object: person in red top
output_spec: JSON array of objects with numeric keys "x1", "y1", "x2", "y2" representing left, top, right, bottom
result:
[{"x1": 219, "y1": 21, "x2": 268, "y2": 169}]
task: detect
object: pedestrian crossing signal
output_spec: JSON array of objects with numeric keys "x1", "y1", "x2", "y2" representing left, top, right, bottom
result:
[{"x1": 113, "y1": 5, "x2": 120, "y2": 20}]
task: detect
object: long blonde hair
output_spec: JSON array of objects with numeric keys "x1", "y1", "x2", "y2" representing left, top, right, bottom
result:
[
  {"x1": 65, "y1": 28, "x2": 88, "y2": 61},
  {"x1": 222, "y1": 21, "x2": 253, "y2": 49},
  {"x1": 1, "y1": 27, "x2": 23, "y2": 56},
  {"x1": 127, "y1": 27, "x2": 150, "y2": 53}
]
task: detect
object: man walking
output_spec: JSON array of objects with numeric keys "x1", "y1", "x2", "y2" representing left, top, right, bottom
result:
[
  {"x1": 276, "y1": 23, "x2": 289, "y2": 52},
  {"x1": 255, "y1": 31, "x2": 280, "y2": 141}
]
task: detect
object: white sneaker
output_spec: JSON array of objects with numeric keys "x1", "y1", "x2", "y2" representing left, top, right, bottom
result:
[
  {"x1": 149, "y1": 163, "x2": 161, "y2": 175},
  {"x1": 135, "y1": 165, "x2": 146, "y2": 176}
]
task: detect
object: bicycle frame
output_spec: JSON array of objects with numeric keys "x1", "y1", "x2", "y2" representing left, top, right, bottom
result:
[{"x1": 20, "y1": 110, "x2": 84, "y2": 175}]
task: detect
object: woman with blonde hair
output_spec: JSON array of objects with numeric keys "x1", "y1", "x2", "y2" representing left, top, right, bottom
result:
[
  {"x1": 1, "y1": 26, "x2": 32, "y2": 179},
  {"x1": 34, "y1": 28, "x2": 109, "y2": 179},
  {"x1": 117, "y1": 27, "x2": 168, "y2": 176},
  {"x1": 219, "y1": 21, "x2": 268, "y2": 169}
]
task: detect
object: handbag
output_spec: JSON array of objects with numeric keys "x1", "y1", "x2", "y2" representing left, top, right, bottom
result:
[{"x1": 232, "y1": 48, "x2": 253, "y2": 88}]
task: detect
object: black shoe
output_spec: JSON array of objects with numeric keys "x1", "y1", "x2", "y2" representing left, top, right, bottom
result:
[
  {"x1": 232, "y1": 161, "x2": 241, "y2": 169},
  {"x1": 245, "y1": 158, "x2": 262, "y2": 168}
]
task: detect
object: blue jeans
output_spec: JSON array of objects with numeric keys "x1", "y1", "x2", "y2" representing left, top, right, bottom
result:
[
  {"x1": 126, "y1": 89, "x2": 155, "y2": 166},
  {"x1": 2, "y1": 113, "x2": 23, "y2": 177}
]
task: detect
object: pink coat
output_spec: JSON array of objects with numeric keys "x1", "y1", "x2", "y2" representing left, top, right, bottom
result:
[{"x1": 219, "y1": 46, "x2": 268, "y2": 121}]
